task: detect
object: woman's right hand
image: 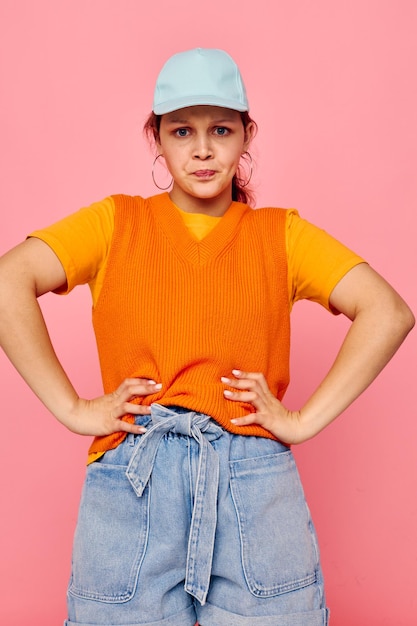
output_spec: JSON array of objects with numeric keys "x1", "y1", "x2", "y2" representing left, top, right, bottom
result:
[
  {"x1": 0, "y1": 239, "x2": 163, "y2": 437},
  {"x1": 63, "y1": 378, "x2": 162, "y2": 437}
]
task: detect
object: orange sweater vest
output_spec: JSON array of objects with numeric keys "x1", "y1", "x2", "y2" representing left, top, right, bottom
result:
[{"x1": 89, "y1": 193, "x2": 290, "y2": 456}]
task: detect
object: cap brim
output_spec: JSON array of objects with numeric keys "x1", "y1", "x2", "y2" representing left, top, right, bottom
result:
[{"x1": 153, "y1": 95, "x2": 248, "y2": 115}]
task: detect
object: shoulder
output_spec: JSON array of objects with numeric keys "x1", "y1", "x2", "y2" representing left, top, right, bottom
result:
[
  {"x1": 111, "y1": 193, "x2": 164, "y2": 209},
  {"x1": 243, "y1": 206, "x2": 300, "y2": 240},
  {"x1": 111, "y1": 193, "x2": 167, "y2": 221},
  {"x1": 244, "y1": 205, "x2": 297, "y2": 225},
  {"x1": 111, "y1": 194, "x2": 145, "y2": 211},
  {"x1": 247, "y1": 205, "x2": 294, "y2": 217}
]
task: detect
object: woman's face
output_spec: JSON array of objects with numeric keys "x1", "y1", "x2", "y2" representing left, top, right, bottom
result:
[{"x1": 157, "y1": 105, "x2": 253, "y2": 214}]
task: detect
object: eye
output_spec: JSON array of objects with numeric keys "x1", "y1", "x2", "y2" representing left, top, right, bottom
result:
[
  {"x1": 214, "y1": 126, "x2": 230, "y2": 136},
  {"x1": 175, "y1": 128, "x2": 190, "y2": 137}
]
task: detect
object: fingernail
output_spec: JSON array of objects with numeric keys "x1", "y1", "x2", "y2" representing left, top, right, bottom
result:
[
  {"x1": 221, "y1": 376, "x2": 230, "y2": 383},
  {"x1": 137, "y1": 426, "x2": 147, "y2": 433},
  {"x1": 224, "y1": 390, "x2": 233, "y2": 397},
  {"x1": 232, "y1": 369, "x2": 242, "y2": 376},
  {"x1": 148, "y1": 380, "x2": 157, "y2": 384},
  {"x1": 154, "y1": 383, "x2": 162, "y2": 390}
]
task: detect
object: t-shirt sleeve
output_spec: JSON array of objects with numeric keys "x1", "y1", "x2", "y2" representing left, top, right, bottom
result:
[
  {"x1": 286, "y1": 209, "x2": 366, "y2": 313},
  {"x1": 28, "y1": 196, "x2": 115, "y2": 302}
]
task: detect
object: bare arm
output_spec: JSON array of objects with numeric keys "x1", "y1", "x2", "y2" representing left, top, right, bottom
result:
[
  {"x1": 0, "y1": 238, "x2": 158, "y2": 435},
  {"x1": 223, "y1": 263, "x2": 415, "y2": 443}
]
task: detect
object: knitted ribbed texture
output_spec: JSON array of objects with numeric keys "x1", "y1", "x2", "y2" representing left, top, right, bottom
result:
[{"x1": 89, "y1": 193, "x2": 290, "y2": 456}]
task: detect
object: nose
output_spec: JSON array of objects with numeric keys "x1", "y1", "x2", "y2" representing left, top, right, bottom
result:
[{"x1": 193, "y1": 133, "x2": 213, "y2": 160}]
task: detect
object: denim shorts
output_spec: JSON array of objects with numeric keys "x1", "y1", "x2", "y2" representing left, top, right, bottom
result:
[{"x1": 65, "y1": 404, "x2": 329, "y2": 625}]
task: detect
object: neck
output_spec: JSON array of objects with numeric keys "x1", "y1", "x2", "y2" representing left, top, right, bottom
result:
[{"x1": 169, "y1": 185, "x2": 233, "y2": 217}]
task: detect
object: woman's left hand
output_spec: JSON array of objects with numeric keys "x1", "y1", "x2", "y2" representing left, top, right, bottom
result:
[
  {"x1": 221, "y1": 370, "x2": 305, "y2": 445},
  {"x1": 221, "y1": 268, "x2": 415, "y2": 447}
]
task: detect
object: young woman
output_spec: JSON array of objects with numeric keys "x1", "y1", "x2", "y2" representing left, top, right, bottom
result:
[{"x1": 0, "y1": 48, "x2": 414, "y2": 626}]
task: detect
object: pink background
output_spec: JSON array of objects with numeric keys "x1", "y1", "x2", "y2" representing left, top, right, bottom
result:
[{"x1": 1, "y1": 1, "x2": 416, "y2": 624}]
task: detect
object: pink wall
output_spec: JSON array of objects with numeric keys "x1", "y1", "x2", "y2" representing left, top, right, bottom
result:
[{"x1": 1, "y1": 1, "x2": 416, "y2": 624}]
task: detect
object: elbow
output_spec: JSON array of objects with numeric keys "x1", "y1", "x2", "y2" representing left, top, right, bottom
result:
[
  {"x1": 359, "y1": 292, "x2": 415, "y2": 352},
  {"x1": 388, "y1": 298, "x2": 415, "y2": 343},
  {"x1": 400, "y1": 303, "x2": 415, "y2": 336}
]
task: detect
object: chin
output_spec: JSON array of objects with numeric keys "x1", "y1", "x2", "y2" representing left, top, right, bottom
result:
[{"x1": 192, "y1": 184, "x2": 230, "y2": 200}]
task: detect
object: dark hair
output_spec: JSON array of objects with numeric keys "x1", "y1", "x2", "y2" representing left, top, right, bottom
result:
[{"x1": 143, "y1": 111, "x2": 257, "y2": 206}]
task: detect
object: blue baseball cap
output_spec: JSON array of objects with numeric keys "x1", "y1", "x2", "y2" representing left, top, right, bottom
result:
[{"x1": 152, "y1": 48, "x2": 249, "y2": 115}]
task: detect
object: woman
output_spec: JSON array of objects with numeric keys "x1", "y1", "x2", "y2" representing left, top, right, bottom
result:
[{"x1": 0, "y1": 48, "x2": 414, "y2": 626}]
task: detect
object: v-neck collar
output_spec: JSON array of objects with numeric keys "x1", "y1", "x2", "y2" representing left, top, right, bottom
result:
[{"x1": 149, "y1": 193, "x2": 250, "y2": 266}]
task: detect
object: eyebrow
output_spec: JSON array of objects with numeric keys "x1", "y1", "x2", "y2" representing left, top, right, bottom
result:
[
  {"x1": 165, "y1": 116, "x2": 239, "y2": 125},
  {"x1": 165, "y1": 117, "x2": 189, "y2": 124}
]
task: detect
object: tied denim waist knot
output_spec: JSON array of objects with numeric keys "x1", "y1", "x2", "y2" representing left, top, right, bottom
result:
[{"x1": 126, "y1": 404, "x2": 223, "y2": 605}]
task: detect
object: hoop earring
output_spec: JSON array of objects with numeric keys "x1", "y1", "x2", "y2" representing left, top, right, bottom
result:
[
  {"x1": 152, "y1": 154, "x2": 173, "y2": 190},
  {"x1": 237, "y1": 151, "x2": 253, "y2": 188}
]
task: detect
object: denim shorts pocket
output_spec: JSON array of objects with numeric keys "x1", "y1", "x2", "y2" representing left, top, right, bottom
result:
[
  {"x1": 230, "y1": 450, "x2": 319, "y2": 598},
  {"x1": 68, "y1": 460, "x2": 150, "y2": 603}
]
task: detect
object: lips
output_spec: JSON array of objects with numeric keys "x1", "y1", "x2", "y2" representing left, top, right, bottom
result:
[{"x1": 193, "y1": 170, "x2": 216, "y2": 178}]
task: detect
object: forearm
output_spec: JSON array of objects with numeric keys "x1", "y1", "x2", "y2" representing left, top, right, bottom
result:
[
  {"x1": 0, "y1": 287, "x2": 161, "y2": 436},
  {"x1": 0, "y1": 286, "x2": 80, "y2": 425},
  {"x1": 297, "y1": 301, "x2": 414, "y2": 441}
]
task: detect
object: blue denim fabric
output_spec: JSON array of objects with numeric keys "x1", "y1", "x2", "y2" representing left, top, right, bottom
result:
[{"x1": 65, "y1": 404, "x2": 329, "y2": 626}]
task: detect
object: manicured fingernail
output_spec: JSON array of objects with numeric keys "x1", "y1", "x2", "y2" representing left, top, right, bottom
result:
[
  {"x1": 232, "y1": 369, "x2": 242, "y2": 376},
  {"x1": 221, "y1": 376, "x2": 230, "y2": 383},
  {"x1": 137, "y1": 426, "x2": 147, "y2": 433},
  {"x1": 224, "y1": 390, "x2": 233, "y2": 397},
  {"x1": 148, "y1": 380, "x2": 157, "y2": 384}
]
